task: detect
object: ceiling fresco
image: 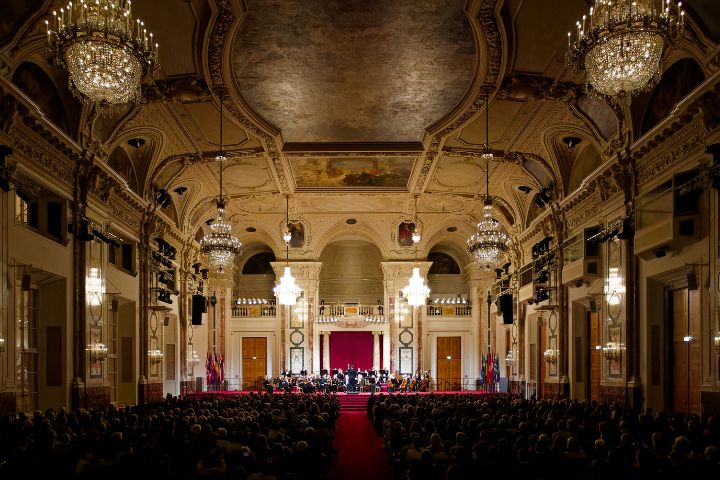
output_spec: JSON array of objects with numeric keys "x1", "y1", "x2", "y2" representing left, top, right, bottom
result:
[
  {"x1": 289, "y1": 156, "x2": 416, "y2": 190},
  {"x1": 232, "y1": 0, "x2": 476, "y2": 143}
]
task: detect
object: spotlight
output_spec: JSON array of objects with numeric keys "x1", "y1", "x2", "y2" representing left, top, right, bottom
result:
[
  {"x1": 76, "y1": 221, "x2": 95, "y2": 242},
  {"x1": 537, "y1": 188, "x2": 551, "y2": 204},
  {"x1": 156, "y1": 189, "x2": 172, "y2": 208},
  {"x1": 653, "y1": 246, "x2": 668, "y2": 258},
  {"x1": 617, "y1": 217, "x2": 635, "y2": 240},
  {"x1": 200, "y1": 268, "x2": 209, "y2": 280},
  {"x1": 173, "y1": 186, "x2": 187, "y2": 195},
  {"x1": 92, "y1": 228, "x2": 111, "y2": 244},
  {"x1": 192, "y1": 263, "x2": 201, "y2": 275},
  {"x1": 533, "y1": 194, "x2": 545, "y2": 209}
]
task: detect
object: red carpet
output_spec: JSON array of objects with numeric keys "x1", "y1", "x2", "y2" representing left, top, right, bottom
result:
[{"x1": 328, "y1": 409, "x2": 394, "y2": 480}]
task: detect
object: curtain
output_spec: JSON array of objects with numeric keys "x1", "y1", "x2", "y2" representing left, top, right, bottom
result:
[{"x1": 329, "y1": 332, "x2": 373, "y2": 371}]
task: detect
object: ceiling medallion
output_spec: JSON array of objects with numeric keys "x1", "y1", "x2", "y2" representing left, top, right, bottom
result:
[
  {"x1": 46, "y1": 0, "x2": 159, "y2": 110},
  {"x1": 567, "y1": 0, "x2": 684, "y2": 100},
  {"x1": 201, "y1": 92, "x2": 241, "y2": 273}
]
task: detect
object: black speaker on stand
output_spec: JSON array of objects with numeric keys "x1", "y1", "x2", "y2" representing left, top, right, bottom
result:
[
  {"x1": 501, "y1": 294, "x2": 513, "y2": 324},
  {"x1": 191, "y1": 294, "x2": 205, "y2": 325}
]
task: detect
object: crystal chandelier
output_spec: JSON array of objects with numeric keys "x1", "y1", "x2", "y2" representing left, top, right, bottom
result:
[
  {"x1": 467, "y1": 98, "x2": 509, "y2": 268},
  {"x1": 274, "y1": 196, "x2": 301, "y2": 306},
  {"x1": 148, "y1": 348, "x2": 164, "y2": 364},
  {"x1": 201, "y1": 93, "x2": 241, "y2": 272},
  {"x1": 543, "y1": 347, "x2": 559, "y2": 364},
  {"x1": 403, "y1": 267, "x2": 431, "y2": 307},
  {"x1": 45, "y1": 0, "x2": 158, "y2": 109},
  {"x1": 567, "y1": 0, "x2": 684, "y2": 99}
]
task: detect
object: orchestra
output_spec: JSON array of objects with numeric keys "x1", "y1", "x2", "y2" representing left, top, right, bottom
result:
[{"x1": 263, "y1": 368, "x2": 432, "y2": 393}]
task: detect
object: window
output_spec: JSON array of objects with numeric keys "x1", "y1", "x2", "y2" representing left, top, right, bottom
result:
[
  {"x1": 109, "y1": 241, "x2": 137, "y2": 275},
  {"x1": 15, "y1": 190, "x2": 67, "y2": 244}
]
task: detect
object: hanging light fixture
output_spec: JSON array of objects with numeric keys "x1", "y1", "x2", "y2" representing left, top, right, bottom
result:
[
  {"x1": 402, "y1": 201, "x2": 430, "y2": 307},
  {"x1": 45, "y1": 1, "x2": 159, "y2": 110},
  {"x1": 567, "y1": 0, "x2": 684, "y2": 99},
  {"x1": 274, "y1": 195, "x2": 301, "y2": 306},
  {"x1": 201, "y1": 91, "x2": 241, "y2": 273},
  {"x1": 403, "y1": 266, "x2": 431, "y2": 307},
  {"x1": 411, "y1": 195, "x2": 422, "y2": 244},
  {"x1": 466, "y1": 97, "x2": 509, "y2": 269}
]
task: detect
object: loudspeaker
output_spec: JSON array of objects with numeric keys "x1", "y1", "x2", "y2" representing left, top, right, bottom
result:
[
  {"x1": 501, "y1": 294, "x2": 513, "y2": 324},
  {"x1": 191, "y1": 294, "x2": 205, "y2": 325},
  {"x1": 687, "y1": 272, "x2": 698, "y2": 291},
  {"x1": 21, "y1": 272, "x2": 31, "y2": 291},
  {"x1": 111, "y1": 298, "x2": 119, "y2": 312},
  {"x1": 589, "y1": 298, "x2": 597, "y2": 313},
  {"x1": 164, "y1": 315, "x2": 170, "y2": 327}
]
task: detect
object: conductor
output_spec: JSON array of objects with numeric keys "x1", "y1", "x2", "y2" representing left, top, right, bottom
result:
[{"x1": 347, "y1": 364, "x2": 358, "y2": 393}]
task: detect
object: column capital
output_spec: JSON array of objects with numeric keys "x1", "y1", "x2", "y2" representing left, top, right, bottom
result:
[
  {"x1": 381, "y1": 261, "x2": 432, "y2": 281},
  {"x1": 270, "y1": 261, "x2": 323, "y2": 281},
  {"x1": 462, "y1": 262, "x2": 495, "y2": 283}
]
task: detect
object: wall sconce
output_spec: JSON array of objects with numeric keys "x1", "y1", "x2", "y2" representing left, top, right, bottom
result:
[
  {"x1": 86, "y1": 342, "x2": 108, "y2": 362},
  {"x1": 602, "y1": 342, "x2": 622, "y2": 362},
  {"x1": 149, "y1": 348, "x2": 164, "y2": 364},
  {"x1": 188, "y1": 349, "x2": 200, "y2": 369},
  {"x1": 543, "y1": 348, "x2": 558, "y2": 364}
]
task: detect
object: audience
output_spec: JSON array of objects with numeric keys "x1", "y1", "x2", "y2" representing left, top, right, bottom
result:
[
  {"x1": 367, "y1": 394, "x2": 720, "y2": 480},
  {"x1": 0, "y1": 393, "x2": 338, "y2": 480}
]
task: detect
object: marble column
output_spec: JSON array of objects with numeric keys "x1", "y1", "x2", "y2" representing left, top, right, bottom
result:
[
  {"x1": 322, "y1": 331, "x2": 330, "y2": 371},
  {"x1": 464, "y1": 263, "x2": 494, "y2": 383},
  {"x1": 372, "y1": 331, "x2": 381, "y2": 371}
]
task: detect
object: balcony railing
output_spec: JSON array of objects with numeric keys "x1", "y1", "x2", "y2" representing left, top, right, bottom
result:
[
  {"x1": 231, "y1": 301, "x2": 277, "y2": 318},
  {"x1": 426, "y1": 305, "x2": 471, "y2": 316},
  {"x1": 318, "y1": 303, "x2": 384, "y2": 316}
]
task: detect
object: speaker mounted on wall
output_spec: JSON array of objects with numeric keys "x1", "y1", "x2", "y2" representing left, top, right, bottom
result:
[
  {"x1": 687, "y1": 272, "x2": 698, "y2": 291},
  {"x1": 191, "y1": 294, "x2": 205, "y2": 325},
  {"x1": 21, "y1": 272, "x2": 31, "y2": 291}
]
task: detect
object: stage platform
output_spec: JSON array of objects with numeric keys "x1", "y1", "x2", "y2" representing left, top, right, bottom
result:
[{"x1": 185, "y1": 390, "x2": 500, "y2": 400}]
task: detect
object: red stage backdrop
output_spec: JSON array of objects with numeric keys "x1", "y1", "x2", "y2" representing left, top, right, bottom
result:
[{"x1": 329, "y1": 331, "x2": 373, "y2": 371}]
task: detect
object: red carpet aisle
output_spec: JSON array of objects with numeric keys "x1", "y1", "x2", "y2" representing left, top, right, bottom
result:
[{"x1": 328, "y1": 395, "x2": 394, "y2": 480}]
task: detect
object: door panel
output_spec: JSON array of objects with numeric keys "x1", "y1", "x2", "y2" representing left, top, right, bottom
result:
[
  {"x1": 436, "y1": 337, "x2": 461, "y2": 391},
  {"x1": 242, "y1": 337, "x2": 267, "y2": 391}
]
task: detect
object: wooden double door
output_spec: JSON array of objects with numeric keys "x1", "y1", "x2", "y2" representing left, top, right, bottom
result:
[
  {"x1": 437, "y1": 336, "x2": 461, "y2": 391},
  {"x1": 670, "y1": 288, "x2": 700, "y2": 414},
  {"x1": 242, "y1": 337, "x2": 267, "y2": 391}
]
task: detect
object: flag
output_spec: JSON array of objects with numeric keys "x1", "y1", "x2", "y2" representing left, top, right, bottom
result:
[
  {"x1": 218, "y1": 353, "x2": 225, "y2": 384},
  {"x1": 206, "y1": 351, "x2": 214, "y2": 387},
  {"x1": 493, "y1": 352, "x2": 500, "y2": 384},
  {"x1": 486, "y1": 353, "x2": 493, "y2": 385},
  {"x1": 479, "y1": 353, "x2": 485, "y2": 386}
]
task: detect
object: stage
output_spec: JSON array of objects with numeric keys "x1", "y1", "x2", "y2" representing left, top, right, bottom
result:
[{"x1": 184, "y1": 390, "x2": 498, "y2": 400}]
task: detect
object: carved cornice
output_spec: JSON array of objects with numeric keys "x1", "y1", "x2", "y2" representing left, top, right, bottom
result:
[
  {"x1": 381, "y1": 262, "x2": 433, "y2": 281},
  {"x1": 270, "y1": 262, "x2": 323, "y2": 281}
]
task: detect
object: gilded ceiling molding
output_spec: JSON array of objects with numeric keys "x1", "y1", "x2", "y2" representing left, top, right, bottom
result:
[
  {"x1": 205, "y1": 0, "x2": 289, "y2": 194},
  {"x1": 412, "y1": 0, "x2": 504, "y2": 194}
]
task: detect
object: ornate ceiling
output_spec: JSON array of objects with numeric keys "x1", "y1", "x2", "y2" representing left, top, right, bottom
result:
[{"x1": 3, "y1": 0, "x2": 719, "y2": 264}]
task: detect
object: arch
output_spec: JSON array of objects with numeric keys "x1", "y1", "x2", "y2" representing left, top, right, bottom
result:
[
  {"x1": 428, "y1": 251, "x2": 460, "y2": 275},
  {"x1": 12, "y1": 61, "x2": 76, "y2": 137},
  {"x1": 632, "y1": 58, "x2": 705, "y2": 137},
  {"x1": 242, "y1": 252, "x2": 276, "y2": 275},
  {"x1": 567, "y1": 143, "x2": 603, "y2": 194},
  {"x1": 108, "y1": 145, "x2": 140, "y2": 194},
  {"x1": 319, "y1": 238, "x2": 384, "y2": 304},
  {"x1": 314, "y1": 216, "x2": 389, "y2": 260},
  {"x1": 575, "y1": 94, "x2": 618, "y2": 140}
]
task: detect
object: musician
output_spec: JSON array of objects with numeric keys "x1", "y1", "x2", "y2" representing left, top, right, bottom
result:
[
  {"x1": 263, "y1": 376, "x2": 274, "y2": 395},
  {"x1": 346, "y1": 364, "x2": 358, "y2": 393}
]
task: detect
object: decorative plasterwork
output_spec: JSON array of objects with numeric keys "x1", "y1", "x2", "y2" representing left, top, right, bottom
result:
[{"x1": 270, "y1": 262, "x2": 323, "y2": 282}]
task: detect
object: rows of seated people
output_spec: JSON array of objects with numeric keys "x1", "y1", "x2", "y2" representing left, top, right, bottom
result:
[
  {"x1": 0, "y1": 393, "x2": 339, "y2": 479},
  {"x1": 367, "y1": 394, "x2": 720, "y2": 480}
]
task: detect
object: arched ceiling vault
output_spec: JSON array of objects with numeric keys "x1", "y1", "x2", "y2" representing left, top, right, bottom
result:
[{"x1": 8, "y1": 0, "x2": 719, "y2": 260}]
